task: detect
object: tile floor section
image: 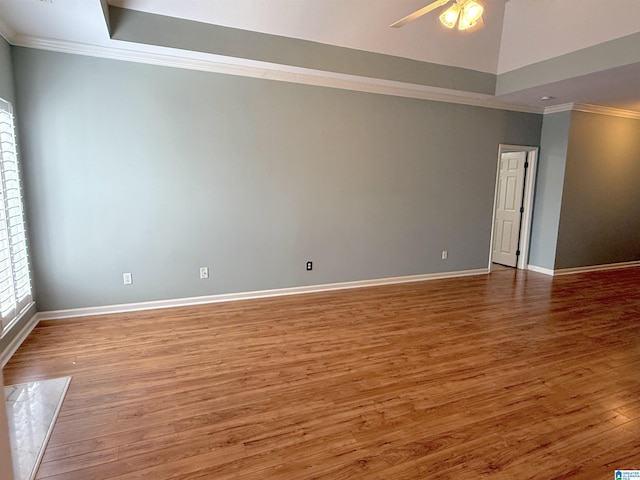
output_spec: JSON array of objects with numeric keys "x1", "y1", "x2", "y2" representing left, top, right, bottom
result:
[{"x1": 4, "y1": 377, "x2": 71, "y2": 480}]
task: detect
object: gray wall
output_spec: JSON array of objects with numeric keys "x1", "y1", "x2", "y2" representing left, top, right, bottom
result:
[
  {"x1": 555, "y1": 111, "x2": 640, "y2": 268},
  {"x1": 496, "y1": 31, "x2": 640, "y2": 96},
  {"x1": 110, "y1": 6, "x2": 496, "y2": 95},
  {"x1": 0, "y1": 36, "x2": 14, "y2": 103},
  {"x1": 528, "y1": 111, "x2": 570, "y2": 270},
  {"x1": 13, "y1": 48, "x2": 542, "y2": 311}
]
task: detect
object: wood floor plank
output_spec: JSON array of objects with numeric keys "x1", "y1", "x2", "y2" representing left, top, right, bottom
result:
[{"x1": 4, "y1": 267, "x2": 640, "y2": 478}]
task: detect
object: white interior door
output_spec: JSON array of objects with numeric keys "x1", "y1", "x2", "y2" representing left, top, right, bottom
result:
[{"x1": 493, "y1": 151, "x2": 526, "y2": 267}]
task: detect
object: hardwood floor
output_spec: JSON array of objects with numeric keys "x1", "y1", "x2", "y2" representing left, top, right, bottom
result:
[{"x1": 4, "y1": 267, "x2": 640, "y2": 479}]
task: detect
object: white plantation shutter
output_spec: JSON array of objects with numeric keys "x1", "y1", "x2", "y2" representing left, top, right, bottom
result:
[{"x1": 0, "y1": 98, "x2": 32, "y2": 331}]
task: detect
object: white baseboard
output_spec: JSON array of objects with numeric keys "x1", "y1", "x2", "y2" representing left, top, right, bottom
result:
[
  {"x1": 553, "y1": 260, "x2": 640, "y2": 276},
  {"x1": 528, "y1": 260, "x2": 640, "y2": 277},
  {"x1": 527, "y1": 264, "x2": 555, "y2": 276},
  {"x1": 37, "y1": 268, "x2": 489, "y2": 321},
  {"x1": 1, "y1": 305, "x2": 39, "y2": 368}
]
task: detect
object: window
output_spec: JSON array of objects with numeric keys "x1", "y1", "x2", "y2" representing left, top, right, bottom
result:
[{"x1": 0, "y1": 98, "x2": 32, "y2": 332}]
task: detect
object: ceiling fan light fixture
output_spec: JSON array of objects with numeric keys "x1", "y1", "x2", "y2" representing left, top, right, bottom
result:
[
  {"x1": 439, "y1": 3, "x2": 461, "y2": 29},
  {"x1": 458, "y1": 15, "x2": 476, "y2": 30},
  {"x1": 459, "y1": 0, "x2": 483, "y2": 30},
  {"x1": 390, "y1": 0, "x2": 485, "y2": 32}
]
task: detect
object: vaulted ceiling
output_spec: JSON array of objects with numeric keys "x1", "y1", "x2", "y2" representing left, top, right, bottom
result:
[{"x1": 1, "y1": 0, "x2": 639, "y2": 113}]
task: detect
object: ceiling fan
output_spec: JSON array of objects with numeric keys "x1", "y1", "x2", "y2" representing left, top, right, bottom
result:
[{"x1": 390, "y1": 0, "x2": 485, "y2": 31}]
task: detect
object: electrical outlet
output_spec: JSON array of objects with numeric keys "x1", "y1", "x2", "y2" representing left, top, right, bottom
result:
[
  {"x1": 123, "y1": 272, "x2": 133, "y2": 285},
  {"x1": 200, "y1": 267, "x2": 209, "y2": 279},
  {"x1": 441, "y1": 250, "x2": 448, "y2": 260},
  {"x1": 306, "y1": 261, "x2": 313, "y2": 271}
]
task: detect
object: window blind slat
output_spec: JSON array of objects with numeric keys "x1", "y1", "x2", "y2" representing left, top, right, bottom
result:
[{"x1": 0, "y1": 99, "x2": 32, "y2": 330}]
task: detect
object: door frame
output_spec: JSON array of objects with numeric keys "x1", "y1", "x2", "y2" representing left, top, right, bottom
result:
[{"x1": 489, "y1": 144, "x2": 539, "y2": 271}]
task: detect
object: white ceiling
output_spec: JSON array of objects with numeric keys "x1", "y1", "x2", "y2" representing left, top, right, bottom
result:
[
  {"x1": 498, "y1": 0, "x2": 640, "y2": 73},
  {"x1": 0, "y1": 0, "x2": 639, "y2": 113}
]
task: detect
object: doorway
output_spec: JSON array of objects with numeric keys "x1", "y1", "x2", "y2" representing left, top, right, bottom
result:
[{"x1": 489, "y1": 145, "x2": 539, "y2": 271}]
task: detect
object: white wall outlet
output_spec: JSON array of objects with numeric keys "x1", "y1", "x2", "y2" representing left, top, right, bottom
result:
[
  {"x1": 123, "y1": 272, "x2": 133, "y2": 285},
  {"x1": 200, "y1": 267, "x2": 209, "y2": 279},
  {"x1": 441, "y1": 250, "x2": 448, "y2": 260}
]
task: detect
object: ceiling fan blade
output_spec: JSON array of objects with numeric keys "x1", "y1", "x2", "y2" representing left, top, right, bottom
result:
[{"x1": 390, "y1": 0, "x2": 451, "y2": 28}]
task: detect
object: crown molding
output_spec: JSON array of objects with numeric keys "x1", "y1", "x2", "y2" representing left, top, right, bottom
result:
[
  {"x1": 8, "y1": 34, "x2": 542, "y2": 114},
  {"x1": 543, "y1": 102, "x2": 640, "y2": 120},
  {"x1": 543, "y1": 103, "x2": 574, "y2": 114},
  {"x1": 572, "y1": 103, "x2": 640, "y2": 120}
]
